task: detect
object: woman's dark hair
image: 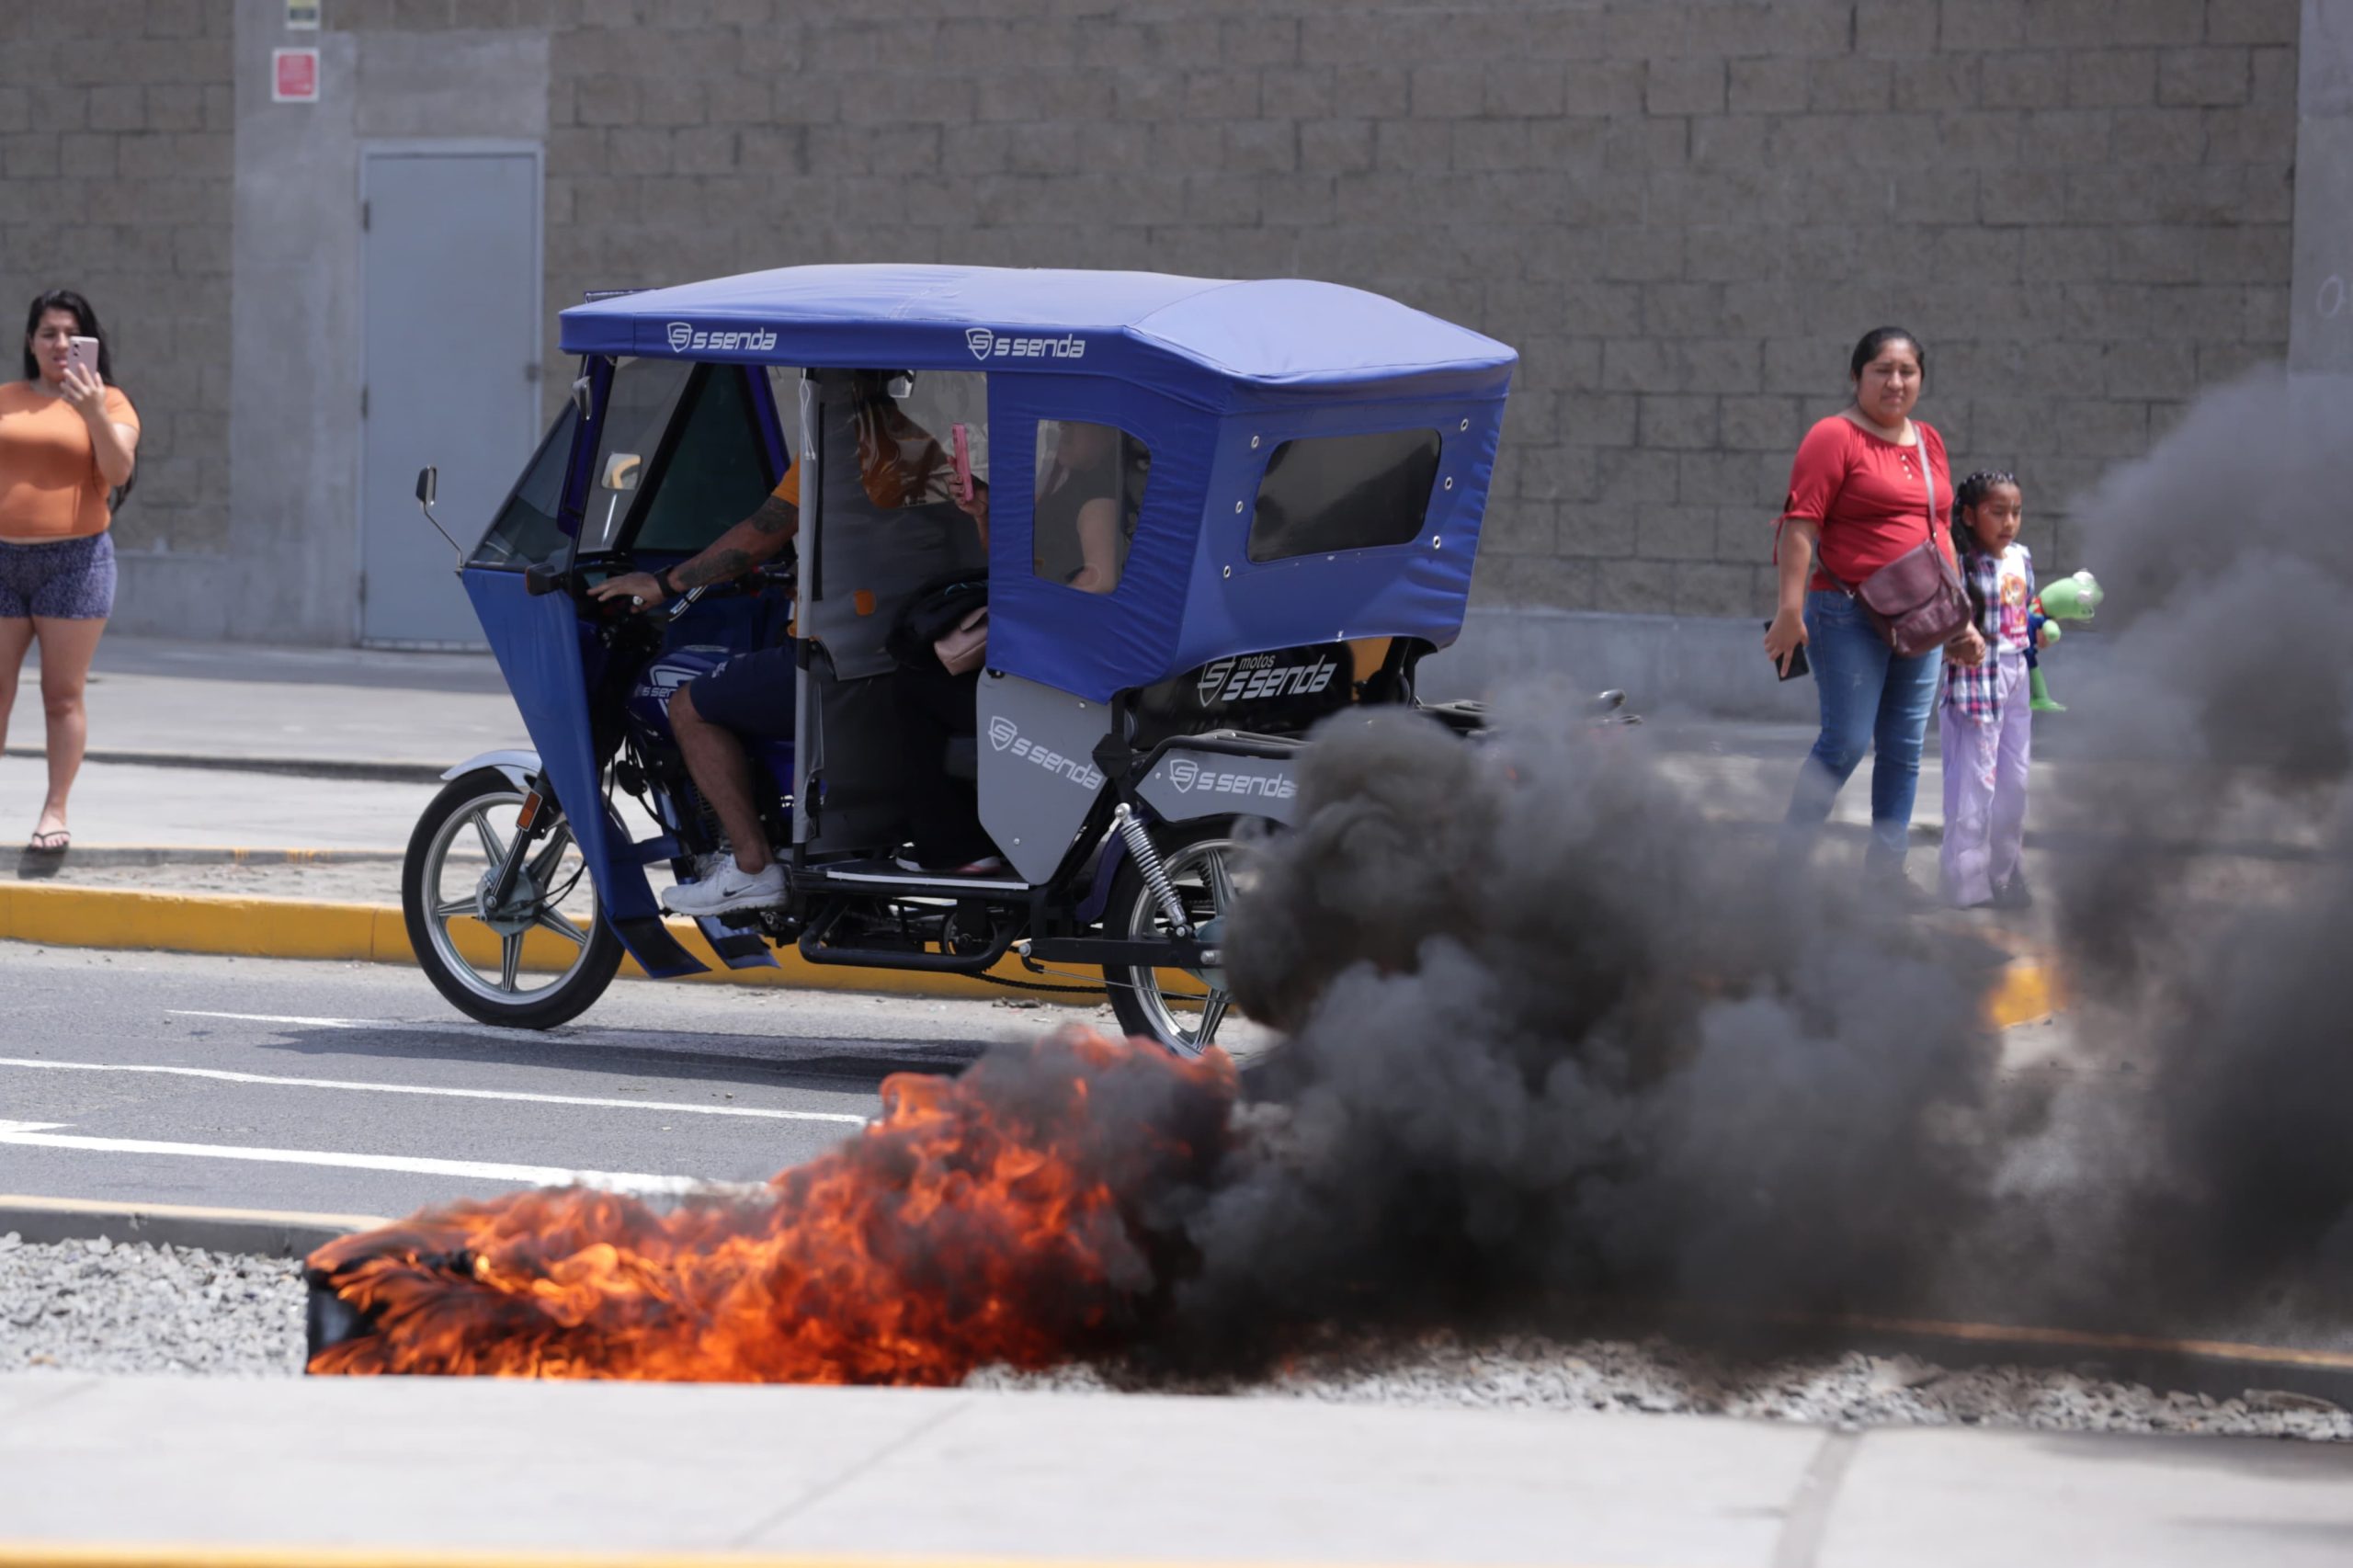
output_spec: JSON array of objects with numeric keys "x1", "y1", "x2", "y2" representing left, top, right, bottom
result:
[
  {"x1": 21, "y1": 289, "x2": 117, "y2": 383},
  {"x1": 1849, "y1": 326, "x2": 1926, "y2": 381},
  {"x1": 1951, "y1": 470, "x2": 2019, "y2": 626},
  {"x1": 21, "y1": 289, "x2": 133, "y2": 509}
]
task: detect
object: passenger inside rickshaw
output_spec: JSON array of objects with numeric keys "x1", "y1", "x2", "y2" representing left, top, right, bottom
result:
[{"x1": 1030, "y1": 417, "x2": 1146, "y2": 596}]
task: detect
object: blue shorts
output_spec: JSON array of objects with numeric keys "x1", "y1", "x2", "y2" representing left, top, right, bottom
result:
[
  {"x1": 687, "y1": 643, "x2": 796, "y2": 738},
  {"x1": 0, "y1": 532, "x2": 116, "y2": 620}
]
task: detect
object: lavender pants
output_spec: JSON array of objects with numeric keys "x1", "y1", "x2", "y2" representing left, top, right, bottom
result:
[
  {"x1": 1938, "y1": 649, "x2": 2031, "y2": 906},
  {"x1": 0, "y1": 532, "x2": 116, "y2": 620}
]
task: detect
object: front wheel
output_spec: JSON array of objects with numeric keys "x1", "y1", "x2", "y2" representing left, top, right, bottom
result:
[
  {"x1": 401, "y1": 770, "x2": 624, "y2": 1029},
  {"x1": 1105, "y1": 818, "x2": 1256, "y2": 1058}
]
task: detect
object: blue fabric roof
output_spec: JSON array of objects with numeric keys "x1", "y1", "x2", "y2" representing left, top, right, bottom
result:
[{"x1": 559, "y1": 265, "x2": 1516, "y2": 411}]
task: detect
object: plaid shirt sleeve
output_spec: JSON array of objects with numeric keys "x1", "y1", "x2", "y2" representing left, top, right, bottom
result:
[{"x1": 1943, "y1": 548, "x2": 2006, "y2": 724}]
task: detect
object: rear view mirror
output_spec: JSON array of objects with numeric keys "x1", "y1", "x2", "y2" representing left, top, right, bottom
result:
[
  {"x1": 413, "y1": 464, "x2": 461, "y2": 572},
  {"x1": 602, "y1": 452, "x2": 642, "y2": 493}
]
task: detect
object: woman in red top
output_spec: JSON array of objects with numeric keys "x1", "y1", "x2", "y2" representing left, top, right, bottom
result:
[
  {"x1": 1763, "y1": 327, "x2": 1984, "y2": 893},
  {"x1": 0, "y1": 290, "x2": 141, "y2": 852}
]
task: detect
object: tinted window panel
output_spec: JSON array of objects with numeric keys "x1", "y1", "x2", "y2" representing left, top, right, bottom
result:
[
  {"x1": 470, "y1": 405, "x2": 578, "y2": 570},
  {"x1": 841, "y1": 369, "x2": 987, "y2": 511},
  {"x1": 630, "y1": 366, "x2": 775, "y2": 554},
  {"x1": 1031, "y1": 420, "x2": 1149, "y2": 595},
  {"x1": 1246, "y1": 428, "x2": 1442, "y2": 563}
]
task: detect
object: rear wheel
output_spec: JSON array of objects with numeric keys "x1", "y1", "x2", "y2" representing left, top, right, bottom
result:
[
  {"x1": 401, "y1": 770, "x2": 624, "y2": 1029},
  {"x1": 1105, "y1": 818, "x2": 1256, "y2": 1058}
]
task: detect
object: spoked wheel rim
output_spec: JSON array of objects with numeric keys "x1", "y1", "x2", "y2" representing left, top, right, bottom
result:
[
  {"x1": 418, "y1": 789, "x2": 603, "y2": 1009},
  {"x1": 1118, "y1": 835, "x2": 1248, "y2": 1058}
]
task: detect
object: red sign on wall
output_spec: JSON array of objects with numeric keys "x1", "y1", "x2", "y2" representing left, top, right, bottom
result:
[{"x1": 272, "y1": 48, "x2": 319, "y2": 104}]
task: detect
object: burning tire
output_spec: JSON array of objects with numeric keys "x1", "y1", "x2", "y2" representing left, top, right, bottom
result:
[
  {"x1": 1106, "y1": 818, "x2": 1254, "y2": 1058},
  {"x1": 401, "y1": 769, "x2": 624, "y2": 1029}
]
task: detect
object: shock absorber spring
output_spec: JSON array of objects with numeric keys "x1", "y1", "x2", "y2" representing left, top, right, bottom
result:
[{"x1": 1112, "y1": 803, "x2": 1191, "y2": 936}]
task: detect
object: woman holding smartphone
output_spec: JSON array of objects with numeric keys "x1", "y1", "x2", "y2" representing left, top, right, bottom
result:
[{"x1": 0, "y1": 290, "x2": 140, "y2": 852}]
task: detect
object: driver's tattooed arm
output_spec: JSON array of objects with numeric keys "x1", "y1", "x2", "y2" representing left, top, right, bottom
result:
[
  {"x1": 670, "y1": 495, "x2": 799, "y2": 591},
  {"x1": 747, "y1": 494, "x2": 797, "y2": 538}
]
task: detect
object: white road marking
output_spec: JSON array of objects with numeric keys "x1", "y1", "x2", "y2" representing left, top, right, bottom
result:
[
  {"x1": 171, "y1": 1010, "x2": 373, "y2": 1028},
  {"x1": 0, "y1": 1056, "x2": 867, "y2": 1125},
  {"x1": 163, "y1": 1008, "x2": 977, "y2": 1061},
  {"x1": 0, "y1": 1120, "x2": 724, "y2": 1197}
]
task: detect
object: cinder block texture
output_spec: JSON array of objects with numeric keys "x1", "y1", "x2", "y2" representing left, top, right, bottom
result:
[
  {"x1": 0, "y1": 4, "x2": 235, "y2": 553},
  {"x1": 9, "y1": 0, "x2": 2301, "y2": 620}
]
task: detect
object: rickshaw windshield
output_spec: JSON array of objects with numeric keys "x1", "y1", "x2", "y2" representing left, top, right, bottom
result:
[
  {"x1": 581, "y1": 357, "x2": 689, "y2": 552},
  {"x1": 470, "y1": 403, "x2": 578, "y2": 569},
  {"x1": 579, "y1": 358, "x2": 781, "y2": 560}
]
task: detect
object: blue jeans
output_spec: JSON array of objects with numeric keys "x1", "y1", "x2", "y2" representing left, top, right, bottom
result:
[{"x1": 1783, "y1": 589, "x2": 1942, "y2": 869}]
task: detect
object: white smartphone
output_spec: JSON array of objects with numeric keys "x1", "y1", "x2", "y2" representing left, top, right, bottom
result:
[{"x1": 65, "y1": 336, "x2": 99, "y2": 381}]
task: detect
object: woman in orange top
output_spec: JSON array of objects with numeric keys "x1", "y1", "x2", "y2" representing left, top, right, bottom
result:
[{"x1": 0, "y1": 290, "x2": 141, "y2": 851}]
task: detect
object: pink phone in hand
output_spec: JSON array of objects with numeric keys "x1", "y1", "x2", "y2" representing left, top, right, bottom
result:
[
  {"x1": 65, "y1": 337, "x2": 99, "y2": 381},
  {"x1": 951, "y1": 422, "x2": 972, "y2": 503}
]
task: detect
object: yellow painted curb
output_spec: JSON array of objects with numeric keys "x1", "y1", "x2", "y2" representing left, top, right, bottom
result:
[
  {"x1": 0, "y1": 1196, "x2": 389, "y2": 1232},
  {"x1": 0, "y1": 881, "x2": 2060, "y2": 1028},
  {"x1": 0, "y1": 883, "x2": 1100, "y2": 1007}
]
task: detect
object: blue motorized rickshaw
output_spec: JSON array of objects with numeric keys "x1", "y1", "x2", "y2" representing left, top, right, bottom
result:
[{"x1": 401, "y1": 264, "x2": 1527, "y2": 1057}]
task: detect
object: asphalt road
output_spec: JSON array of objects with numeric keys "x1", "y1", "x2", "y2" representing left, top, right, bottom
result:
[{"x1": 0, "y1": 944, "x2": 1078, "y2": 1221}]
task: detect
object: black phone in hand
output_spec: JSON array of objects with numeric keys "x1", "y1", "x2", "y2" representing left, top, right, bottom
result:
[{"x1": 1767, "y1": 622, "x2": 1809, "y2": 681}]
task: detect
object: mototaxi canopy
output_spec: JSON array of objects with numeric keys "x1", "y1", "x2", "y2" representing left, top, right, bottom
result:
[{"x1": 560, "y1": 265, "x2": 1518, "y2": 700}]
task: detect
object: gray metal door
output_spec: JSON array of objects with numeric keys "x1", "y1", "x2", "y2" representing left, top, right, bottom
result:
[{"x1": 360, "y1": 146, "x2": 541, "y2": 646}]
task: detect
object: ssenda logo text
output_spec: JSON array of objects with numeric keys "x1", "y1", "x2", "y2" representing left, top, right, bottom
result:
[
  {"x1": 665, "y1": 322, "x2": 779, "y2": 354},
  {"x1": 987, "y1": 715, "x2": 1104, "y2": 791},
  {"x1": 1194, "y1": 653, "x2": 1337, "y2": 706},
  {"x1": 1166, "y1": 756, "x2": 1297, "y2": 801},
  {"x1": 966, "y1": 327, "x2": 1087, "y2": 362}
]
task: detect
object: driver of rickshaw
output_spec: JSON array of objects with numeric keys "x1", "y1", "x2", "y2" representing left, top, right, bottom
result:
[
  {"x1": 589, "y1": 377, "x2": 1000, "y2": 909},
  {"x1": 590, "y1": 461, "x2": 803, "y2": 915}
]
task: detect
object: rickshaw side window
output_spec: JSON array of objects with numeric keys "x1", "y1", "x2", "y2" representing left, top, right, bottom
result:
[
  {"x1": 470, "y1": 405, "x2": 579, "y2": 569},
  {"x1": 629, "y1": 365, "x2": 775, "y2": 555},
  {"x1": 1031, "y1": 420, "x2": 1149, "y2": 595},
  {"x1": 844, "y1": 369, "x2": 988, "y2": 510},
  {"x1": 1246, "y1": 428, "x2": 1443, "y2": 563},
  {"x1": 582, "y1": 357, "x2": 692, "y2": 553}
]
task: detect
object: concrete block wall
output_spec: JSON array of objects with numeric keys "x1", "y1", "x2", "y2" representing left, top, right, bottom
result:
[
  {"x1": 320, "y1": 0, "x2": 2297, "y2": 624},
  {"x1": 7, "y1": 0, "x2": 2302, "y2": 651},
  {"x1": 0, "y1": 1, "x2": 235, "y2": 557}
]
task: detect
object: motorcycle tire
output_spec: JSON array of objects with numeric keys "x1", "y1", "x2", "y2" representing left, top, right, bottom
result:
[
  {"x1": 401, "y1": 768, "x2": 625, "y2": 1030},
  {"x1": 1104, "y1": 816, "x2": 1253, "y2": 1059}
]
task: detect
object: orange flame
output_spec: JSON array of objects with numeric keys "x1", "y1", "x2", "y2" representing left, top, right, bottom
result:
[{"x1": 308, "y1": 1027, "x2": 1235, "y2": 1382}]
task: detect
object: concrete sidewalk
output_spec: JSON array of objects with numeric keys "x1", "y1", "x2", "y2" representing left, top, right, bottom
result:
[
  {"x1": 14, "y1": 634, "x2": 521, "y2": 778},
  {"x1": 2, "y1": 1374, "x2": 2348, "y2": 1566}
]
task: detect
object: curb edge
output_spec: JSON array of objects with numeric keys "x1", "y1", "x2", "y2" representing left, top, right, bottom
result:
[{"x1": 0, "y1": 1196, "x2": 387, "y2": 1258}]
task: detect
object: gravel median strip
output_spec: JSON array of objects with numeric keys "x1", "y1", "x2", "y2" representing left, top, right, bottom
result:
[
  {"x1": 1, "y1": 1233, "x2": 303, "y2": 1376},
  {"x1": 5, "y1": 1233, "x2": 2346, "y2": 1438}
]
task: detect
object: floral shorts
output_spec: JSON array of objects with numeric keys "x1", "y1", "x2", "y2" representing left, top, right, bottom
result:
[{"x1": 0, "y1": 532, "x2": 116, "y2": 620}]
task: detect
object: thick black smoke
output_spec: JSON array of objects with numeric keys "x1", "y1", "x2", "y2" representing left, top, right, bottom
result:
[
  {"x1": 1152, "y1": 700, "x2": 2041, "y2": 1369},
  {"x1": 1152, "y1": 367, "x2": 2353, "y2": 1371},
  {"x1": 2043, "y1": 369, "x2": 2353, "y2": 1321}
]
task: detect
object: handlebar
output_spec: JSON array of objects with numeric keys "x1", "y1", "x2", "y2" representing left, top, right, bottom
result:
[{"x1": 526, "y1": 555, "x2": 795, "y2": 622}]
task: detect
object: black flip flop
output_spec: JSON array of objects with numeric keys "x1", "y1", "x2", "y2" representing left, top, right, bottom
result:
[{"x1": 25, "y1": 829, "x2": 69, "y2": 854}]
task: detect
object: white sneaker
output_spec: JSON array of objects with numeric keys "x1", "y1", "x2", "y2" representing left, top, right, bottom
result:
[{"x1": 662, "y1": 859, "x2": 786, "y2": 915}]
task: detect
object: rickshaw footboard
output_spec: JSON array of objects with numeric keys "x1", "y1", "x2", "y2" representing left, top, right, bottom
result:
[
  {"x1": 1024, "y1": 935, "x2": 1217, "y2": 970},
  {"x1": 796, "y1": 901, "x2": 1017, "y2": 974}
]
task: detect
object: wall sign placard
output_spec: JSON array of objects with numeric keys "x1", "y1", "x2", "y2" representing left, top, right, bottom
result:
[{"x1": 272, "y1": 48, "x2": 320, "y2": 103}]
